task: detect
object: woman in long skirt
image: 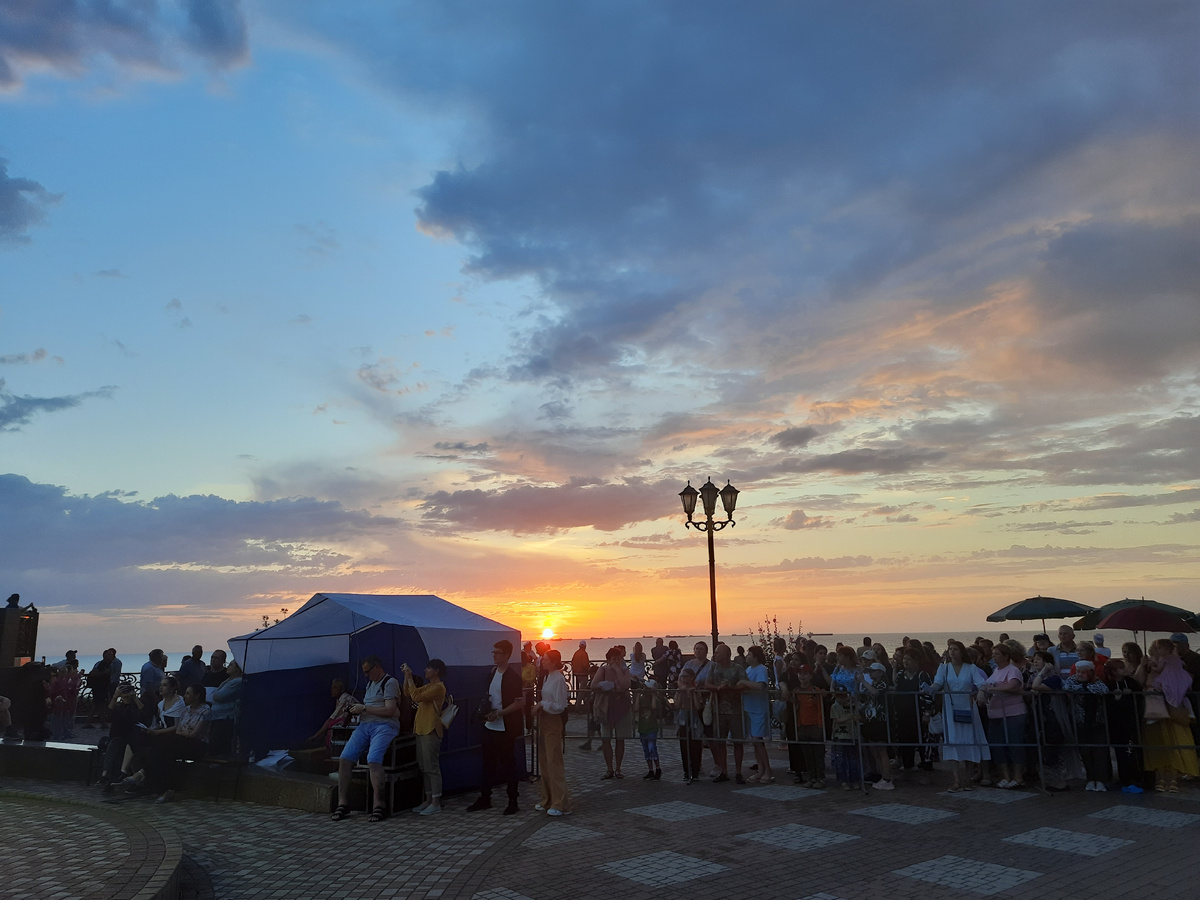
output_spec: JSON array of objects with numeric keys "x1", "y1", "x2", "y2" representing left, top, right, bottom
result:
[{"x1": 927, "y1": 642, "x2": 988, "y2": 791}]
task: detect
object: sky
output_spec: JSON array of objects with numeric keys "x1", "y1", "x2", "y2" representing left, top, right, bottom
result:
[{"x1": 1, "y1": 1, "x2": 1198, "y2": 656}]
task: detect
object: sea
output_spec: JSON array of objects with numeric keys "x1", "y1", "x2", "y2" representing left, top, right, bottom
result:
[{"x1": 46, "y1": 628, "x2": 1187, "y2": 674}]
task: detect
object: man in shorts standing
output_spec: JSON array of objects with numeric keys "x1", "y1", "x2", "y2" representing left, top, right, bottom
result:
[{"x1": 331, "y1": 655, "x2": 400, "y2": 822}]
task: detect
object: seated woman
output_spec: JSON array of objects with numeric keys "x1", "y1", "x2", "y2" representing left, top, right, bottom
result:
[
  {"x1": 156, "y1": 676, "x2": 185, "y2": 728},
  {"x1": 122, "y1": 684, "x2": 212, "y2": 803},
  {"x1": 301, "y1": 678, "x2": 356, "y2": 754},
  {"x1": 208, "y1": 662, "x2": 243, "y2": 756}
]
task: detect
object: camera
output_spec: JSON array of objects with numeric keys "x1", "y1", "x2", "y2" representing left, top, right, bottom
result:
[{"x1": 474, "y1": 696, "x2": 493, "y2": 723}]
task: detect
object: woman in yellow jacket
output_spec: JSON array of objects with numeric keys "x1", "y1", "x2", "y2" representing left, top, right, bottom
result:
[{"x1": 403, "y1": 659, "x2": 447, "y2": 815}]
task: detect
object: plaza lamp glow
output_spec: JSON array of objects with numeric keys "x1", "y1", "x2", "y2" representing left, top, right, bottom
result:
[{"x1": 678, "y1": 478, "x2": 739, "y2": 651}]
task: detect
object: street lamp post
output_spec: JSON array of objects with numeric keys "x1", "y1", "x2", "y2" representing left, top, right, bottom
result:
[{"x1": 678, "y1": 478, "x2": 740, "y2": 651}]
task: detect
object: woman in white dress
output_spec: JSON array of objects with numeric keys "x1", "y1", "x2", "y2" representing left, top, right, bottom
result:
[{"x1": 926, "y1": 641, "x2": 989, "y2": 791}]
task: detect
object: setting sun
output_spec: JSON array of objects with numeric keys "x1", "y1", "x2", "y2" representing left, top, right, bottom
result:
[{"x1": 542, "y1": 627, "x2": 555, "y2": 640}]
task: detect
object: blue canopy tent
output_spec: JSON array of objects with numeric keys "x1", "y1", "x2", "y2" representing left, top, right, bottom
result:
[{"x1": 228, "y1": 593, "x2": 521, "y2": 792}]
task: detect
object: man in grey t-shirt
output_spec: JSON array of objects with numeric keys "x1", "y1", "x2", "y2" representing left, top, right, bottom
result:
[{"x1": 331, "y1": 655, "x2": 400, "y2": 822}]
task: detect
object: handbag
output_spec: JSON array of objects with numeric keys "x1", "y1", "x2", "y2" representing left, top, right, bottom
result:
[
  {"x1": 1167, "y1": 698, "x2": 1195, "y2": 726},
  {"x1": 1143, "y1": 693, "x2": 1169, "y2": 722},
  {"x1": 440, "y1": 694, "x2": 458, "y2": 729},
  {"x1": 701, "y1": 697, "x2": 714, "y2": 727},
  {"x1": 927, "y1": 712, "x2": 945, "y2": 736},
  {"x1": 952, "y1": 707, "x2": 973, "y2": 724}
]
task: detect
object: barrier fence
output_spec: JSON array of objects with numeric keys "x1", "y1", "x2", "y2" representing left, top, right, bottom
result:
[{"x1": 540, "y1": 685, "x2": 1200, "y2": 791}]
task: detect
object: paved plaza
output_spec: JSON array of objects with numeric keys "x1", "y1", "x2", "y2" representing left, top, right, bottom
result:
[{"x1": 3, "y1": 737, "x2": 1199, "y2": 900}]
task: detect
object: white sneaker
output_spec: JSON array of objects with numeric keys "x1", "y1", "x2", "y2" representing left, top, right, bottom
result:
[
  {"x1": 997, "y1": 779, "x2": 1013, "y2": 789},
  {"x1": 419, "y1": 804, "x2": 442, "y2": 815},
  {"x1": 1095, "y1": 782, "x2": 1107, "y2": 792},
  {"x1": 412, "y1": 804, "x2": 430, "y2": 813},
  {"x1": 546, "y1": 808, "x2": 565, "y2": 817},
  {"x1": 534, "y1": 803, "x2": 546, "y2": 811},
  {"x1": 872, "y1": 779, "x2": 895, "y2": 791},
  {"x1": 1085, "y1": 781, "x2": 1095, "y2": 791}
]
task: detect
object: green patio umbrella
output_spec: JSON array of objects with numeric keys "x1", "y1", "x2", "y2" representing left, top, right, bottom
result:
[{"x1": 986, "y1": 595, "x2": 1097, "y2": 635}]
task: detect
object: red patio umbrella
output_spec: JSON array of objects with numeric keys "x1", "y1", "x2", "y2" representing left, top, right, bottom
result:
[{"x1": 1095, "y1": 606, "x2": 1195, "y2": 650}]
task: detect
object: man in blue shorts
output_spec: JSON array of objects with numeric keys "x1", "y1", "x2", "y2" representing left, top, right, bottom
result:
[{"x1": 331, "y1": 655, "x2": 400, "y2": 822}]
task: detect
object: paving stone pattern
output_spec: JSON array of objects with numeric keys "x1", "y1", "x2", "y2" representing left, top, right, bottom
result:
[
  {"x1": 893, "y1": 855, "x2": 1041, "y2": 895},
  {"x1": 4, "y1": 732, "x2": 1200, "y2": 899},
  {"x1": 1003, "y1": 826, "x2": 1134, "y2": 857}
]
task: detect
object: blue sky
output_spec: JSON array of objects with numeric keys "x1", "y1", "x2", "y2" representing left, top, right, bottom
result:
[{"x1": 2, "y1": 1, "x2": 1198, "y2": 654}]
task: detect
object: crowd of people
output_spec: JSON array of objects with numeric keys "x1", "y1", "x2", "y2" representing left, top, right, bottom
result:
[
  {"x1": 565, "y1": 628, "x2": 1200, "y2": 796},
  {"x1": 4, "y1": 626, "x2": 1197, "y2": 817},
  {"x1": 0, "y1": 644, "x2": 244, "y2": 804}
]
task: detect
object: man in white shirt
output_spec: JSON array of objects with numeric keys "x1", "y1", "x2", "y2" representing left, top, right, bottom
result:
[{"x1": 468, "y1": 640, "x2": 525, "y2": 814}]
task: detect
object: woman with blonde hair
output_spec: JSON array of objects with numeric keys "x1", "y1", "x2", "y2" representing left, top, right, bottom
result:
[{"x1": 1138, "y1": 638, "x2": 1197, "y2": 793}]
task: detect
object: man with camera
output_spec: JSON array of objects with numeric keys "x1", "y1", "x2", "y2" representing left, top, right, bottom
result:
[
  {"x1": 467, "y1": 639, "x2": 525, "y2": 815},
  {"x1": 330, "y1": 655, "x2": 401, "y2": 822}
]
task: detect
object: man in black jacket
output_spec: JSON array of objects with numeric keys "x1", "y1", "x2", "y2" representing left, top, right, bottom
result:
[{"x1": 468, "y1": 639, "x2": 525, "y2": 814}]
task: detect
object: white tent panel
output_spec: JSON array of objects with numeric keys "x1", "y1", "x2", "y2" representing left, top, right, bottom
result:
[
  {"x1": 233, "y1": 634, "x2": 348, "y2": 674},
  {"x1": 228, "y1": 593, "x2": 519, "y2": 674},
  {"x1": 412, "y1": 626, "x2": 516, "y2": 667}
]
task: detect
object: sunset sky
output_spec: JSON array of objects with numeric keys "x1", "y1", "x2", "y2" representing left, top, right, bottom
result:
[{"x1": 2, "y1": 2, "x2": 1198, "y2": 654}]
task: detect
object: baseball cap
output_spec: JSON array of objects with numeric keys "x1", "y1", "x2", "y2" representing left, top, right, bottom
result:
[{"x1": 1170, "y1": 633, "x2": 1189, "y2": 645}]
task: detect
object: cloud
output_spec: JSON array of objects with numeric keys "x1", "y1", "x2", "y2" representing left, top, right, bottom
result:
[
  {"x1": 0, "y1": 0, "x2": 248, "y2": 90},
  {"x1": 769, "y1": 426, "x2": 819, "y2": 450},
  {"x1": 777, "y1": 509, "x2": 835, "y2": 530},
  {"x1": 420, "y1": 477, "x2": 677, "y2": 533},
  {"x1": 1070, "y1": 488, "x2": 1200, "y2": 511},
  {"x1": 1164, "y1": 508, "x2": 1200, "y2": 525},
  {"x1": 1003, "y1": 520, "x2": 1113, "y2": 535},
  {"x1": 0, "y1": 159, "x2": 60, "y2": 243},
  {"x1": 0, "y1": 474, "x2": 399, "y2": 574},
  {"x1": 0, "y1": 379, "x2": 115, "y2": 431},
  {"x1": 296, "y1": 221, "x2": 339, "y2": 260},
  {"x1": 0, "y1": 348, "x2": 49, "y2": 365}
]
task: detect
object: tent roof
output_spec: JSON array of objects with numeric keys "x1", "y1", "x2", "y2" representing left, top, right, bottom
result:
[
  {"x1": 228, "y1": 593, "x2": 519, "y2": 672},
  {"x1": 231, "y1": 593, "x2": 513, "y2": 643}
]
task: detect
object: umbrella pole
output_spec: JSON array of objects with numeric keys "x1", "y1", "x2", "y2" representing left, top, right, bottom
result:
[{"x1": 1041, "y1": 618, "x2": 1047, "y2": 634}]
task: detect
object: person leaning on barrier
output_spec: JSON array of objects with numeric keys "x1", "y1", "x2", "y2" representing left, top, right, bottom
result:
[
  {"x1": 331, "y1": 655, "x2": 401, "y2": 822},
  {"x1": 1062, "y1": 659, "x2": 1111, "y2": 791},
  {"x1": 591, "y1": 646, "x2": 633, "y2": 780},
  {"x1": 1139, "y1": 638, "x2": 1198, "y2": 793},
  {"x1": 1104, "y1": 655, "x2": 1146, "y2": 793},
  {"x1": 978, "y1": 642, "x2": 1027, "y2": 789},
  {"x1": 705, "y1": 643, "x2": 748, "y2": 784}
]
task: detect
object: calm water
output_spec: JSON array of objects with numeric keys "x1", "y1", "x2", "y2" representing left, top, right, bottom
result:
[{"x1": 47, "y1": 627, "x2": 1185, "y2": 674}]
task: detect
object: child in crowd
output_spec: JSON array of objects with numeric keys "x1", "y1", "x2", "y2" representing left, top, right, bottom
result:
[
  {"x1": 830, "y1": 684, "x2": 862, "y2": 790},
  {"x1": 635, "y1": 677, "x2": 663, "y2": 779},
  {"x1": 793, "y1": 664, "x2": 827, "y2": 788}
]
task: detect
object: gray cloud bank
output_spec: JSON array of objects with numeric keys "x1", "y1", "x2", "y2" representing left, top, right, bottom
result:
[
  {"x1": 0, "y1": 159, "x2": 59, "y2": 243},
  {"x1": 0, "y1": 0, "x2": 248, "y2": 89},
  {"x1": 0, "y1": 474, "x2": 398, "y2": 574},
  {"x1": 284, "y1": 2, "x2": 1199, "y2": 388}
]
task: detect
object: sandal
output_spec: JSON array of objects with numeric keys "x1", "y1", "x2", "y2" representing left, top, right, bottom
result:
[
  {"x1": 368, "y1": 805, "x2": 387, "y2": 822},
  {"x1": 1168, "y1": 781, "x2": 1181, "y2": 793},
  {"x1": 331, "y1": 804, "x2": 351, "y2": 821},
  {"x1": 601, "y1": 771, "x2": 615, "y2": 780},
  {"x1": 614, "y1": 771, "x2": 624, "y2": 779}
]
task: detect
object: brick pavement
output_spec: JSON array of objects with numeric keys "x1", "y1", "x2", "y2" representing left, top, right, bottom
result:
[{"x1": 3, "y1": 736, "x2": 1200, "y2": 900}]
